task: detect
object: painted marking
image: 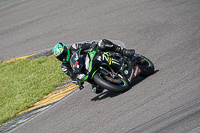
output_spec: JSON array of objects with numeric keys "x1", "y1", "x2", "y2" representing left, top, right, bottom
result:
[
  {"x1": 2, "y1": 53, "x2": 39, "y2": 63},
  {"x1": 19, "y1": 83, "x2": 79, "y2": 114}
]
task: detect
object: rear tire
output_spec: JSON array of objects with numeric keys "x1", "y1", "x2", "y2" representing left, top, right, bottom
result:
[
  {"x1": 93, "y1": 72, "x2": 130, "y2": 93},
  {"x1": 138, "y1": 55, "x2": 154, "y2": 77}
]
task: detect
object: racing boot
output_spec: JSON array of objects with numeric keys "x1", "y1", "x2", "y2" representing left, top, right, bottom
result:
[
  {"x1": 122, "y1": 48, "x2": 135, "y2": 57},
  {"x1": 115, "y1": 46, "x2": 135, "y2": 57},
  {"x1": 98, "y1": 39, "x2": 135, "y2": 57},
  {"x1": 91, "y1": 84, "x2": 104, "y2": 94}
]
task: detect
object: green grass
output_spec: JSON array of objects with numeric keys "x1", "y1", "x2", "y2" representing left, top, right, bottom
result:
[{"x1": 0, "y1": 56, "x2": 69, "y2": 124}]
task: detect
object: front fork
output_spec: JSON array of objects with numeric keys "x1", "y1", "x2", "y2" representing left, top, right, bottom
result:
[{"x1": 99, "y1": 66, "x2": 118, "y2": 79}]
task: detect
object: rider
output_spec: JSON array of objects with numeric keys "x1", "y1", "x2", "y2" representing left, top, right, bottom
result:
[{"x1": 52, "y1": 39, "x2": 135, "y2": 94}]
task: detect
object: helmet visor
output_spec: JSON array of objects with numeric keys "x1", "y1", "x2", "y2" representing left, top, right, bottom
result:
[{"x1": 56, "y1": 49, "x2": 68, "y2": 61}]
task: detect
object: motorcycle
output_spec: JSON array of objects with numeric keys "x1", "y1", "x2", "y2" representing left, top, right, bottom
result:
[{"x1": 70, "y1": 41, "x2": 154, "y2": 93}]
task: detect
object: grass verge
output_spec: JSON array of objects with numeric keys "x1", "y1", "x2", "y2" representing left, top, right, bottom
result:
[{"x1": 0, "y1": 56, "x2": 69, "y2": 124}]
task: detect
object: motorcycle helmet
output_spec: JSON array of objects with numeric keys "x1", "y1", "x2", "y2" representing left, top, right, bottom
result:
[{"x1": 52, "y1": 42, "x2": 70, "y2": 62}]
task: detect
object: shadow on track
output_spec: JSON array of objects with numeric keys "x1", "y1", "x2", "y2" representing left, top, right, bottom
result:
[{"x1": 91, "y1": 70, "x2": 159, "y2": 101}]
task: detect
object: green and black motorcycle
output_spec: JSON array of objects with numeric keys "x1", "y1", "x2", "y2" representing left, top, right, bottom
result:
[{"x1": 70, "y1": 41, "x2": 154, "y2": 93}]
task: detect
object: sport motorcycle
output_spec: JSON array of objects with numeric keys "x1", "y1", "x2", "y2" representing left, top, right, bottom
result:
[{"x1": 70, "y1": 41, "x2": 154, "y2": 93}]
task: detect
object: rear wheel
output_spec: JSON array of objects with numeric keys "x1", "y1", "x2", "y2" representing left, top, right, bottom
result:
[
  {"x1": 93, "y1": 72, "x2": 130, "y2": 93},
  {"x1": 138, "y1": 55, "x2": 154, "y2": 77}
]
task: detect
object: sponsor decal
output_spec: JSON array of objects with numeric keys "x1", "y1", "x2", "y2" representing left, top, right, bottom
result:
[
  {"x1": 74, "y1": 61, "x2": 78, "y2": 67},
  {"x1": 128, "y1": 66, "x2": 142, "y2": 81},
  {"x1": 132, "y1": 66, "x2": 141, "y2": 79},
  {"x1": 102, "y1": 52, "x2": 120, "y2": 65},
  {"x1": 111, "y1": 58, "x2": 120, "y2": 65},
  {"x1": 91, "y1": 52, "x2": 95, "y2": 57},
  {"x1": 102, "y1": 52, "x2": 110, "y2": 62}
]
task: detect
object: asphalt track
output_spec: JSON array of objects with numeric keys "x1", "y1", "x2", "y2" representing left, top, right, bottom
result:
[{"x1": 1, "y1": 0, "x2": 200, "y2": 132}]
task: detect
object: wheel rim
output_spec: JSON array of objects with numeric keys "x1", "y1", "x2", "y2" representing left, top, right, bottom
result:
[
  {"x1": 94, "y1": 72, "x2": 130, "y2": 93},
  {"x1": 104, "y1": 75, "x2": 122, "y2": 84}
]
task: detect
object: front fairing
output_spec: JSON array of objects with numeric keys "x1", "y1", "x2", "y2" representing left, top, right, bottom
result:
[{"x1": 70, "y1": 49, "x2": 84, "y2": 74}]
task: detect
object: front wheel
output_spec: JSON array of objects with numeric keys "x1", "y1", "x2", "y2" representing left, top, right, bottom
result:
[
  {"x1": 93, "y1": 72, "x2": 130, "y2": 93},
  {"x1": 138, "y1": 55, "x2": 154, "y2": 77}
]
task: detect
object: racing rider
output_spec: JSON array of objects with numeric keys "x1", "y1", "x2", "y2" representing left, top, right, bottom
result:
[{"x1": 52, "y1": 39, "x2": 135, "y2": 94}]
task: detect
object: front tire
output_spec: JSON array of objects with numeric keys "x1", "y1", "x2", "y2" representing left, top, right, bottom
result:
[{"x1": 93, "y1": 72, "x2": 130, "y2": 93}]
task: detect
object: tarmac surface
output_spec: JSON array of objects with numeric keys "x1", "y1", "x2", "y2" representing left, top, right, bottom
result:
[{"x1": 1, "y1": 0, "x2": 200, "y2": 133}]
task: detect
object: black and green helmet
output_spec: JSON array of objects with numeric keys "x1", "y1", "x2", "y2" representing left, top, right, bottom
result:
[{"x1": 52, "y1": 43, "x2": 70, "y2": 62}]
